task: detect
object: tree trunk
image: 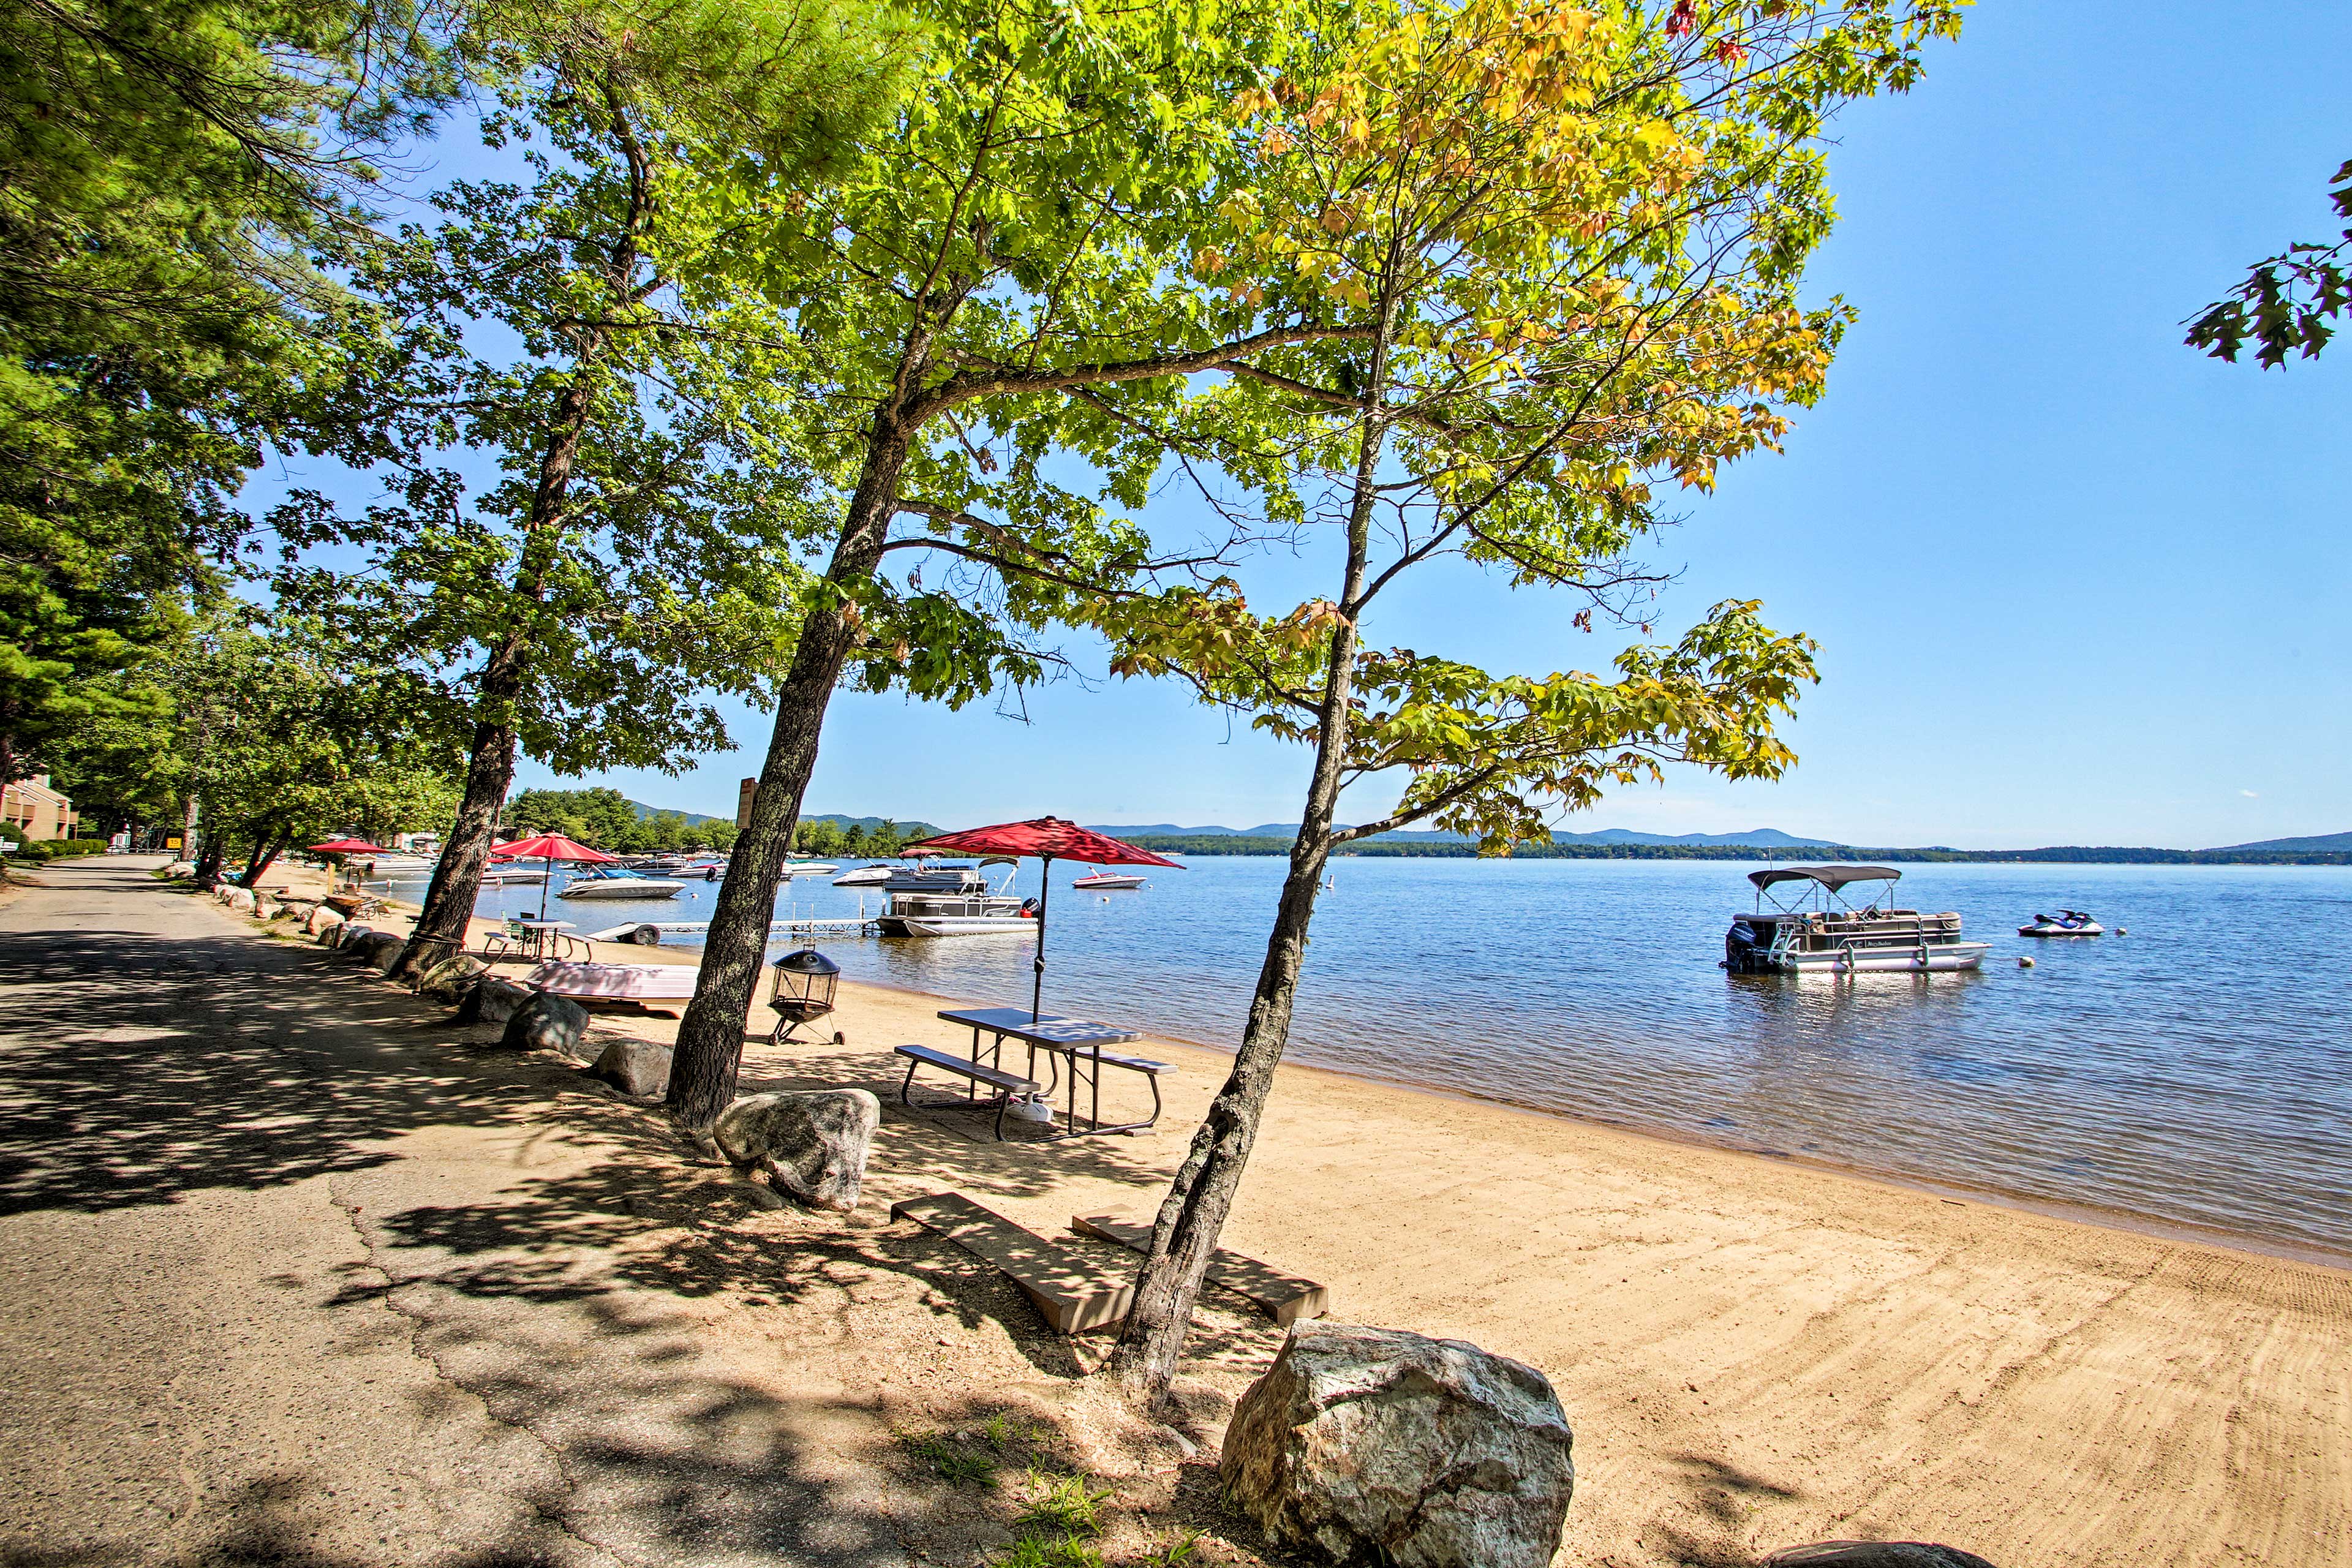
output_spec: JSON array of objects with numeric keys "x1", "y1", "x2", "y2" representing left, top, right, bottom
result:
[
  {"x1": 237, "y1": 823, "x2": 290, "y2": 888},
  {"x1": 388, "y1": 377, "x2": 593, "y2": 983},
  {"x1": 179, "y1": 793, "x2": 201, "y2": 864},
  {"x1": 1104, "y1": 330, "x2": 1393, "y2": 1401},
  {"x1": 665, "y1": 411, "x2": 917, "y2": 1129}
]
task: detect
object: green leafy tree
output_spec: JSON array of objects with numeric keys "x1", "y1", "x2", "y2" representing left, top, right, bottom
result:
[
  {"x1": 1090, "y1": 0, "x2": 1962, "y2": 1398},
  {"x1": 0, "y1": 0, "x2": 450, "y2": 783},
  {"x1": 663, "y1": 0, "x2": 1400, "y2": 1129},
  {"x1": 2187, "y1": 159, "x2": 2352, "y2": 368},
  {"x1": 275, "y1": 0, "x2": 907, "y2": 979}
]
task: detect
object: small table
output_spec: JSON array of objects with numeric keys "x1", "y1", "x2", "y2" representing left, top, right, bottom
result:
[
  {"x1": 515, "y1": 919, "x2": 576, "y2": 960},
  {"x1": 937, "y1": 1007, "x2": 1162, "y2": 1141}
]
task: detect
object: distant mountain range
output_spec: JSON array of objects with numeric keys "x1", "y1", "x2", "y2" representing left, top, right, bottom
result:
[
  {"x1": 2210, "y1": 831, "x2": 2352, "y2": 853},
  {"x1": 1088, "y1": 824, "x2": 1833, "y2": 847},
  {"x1": 626, "y1": 799, "x2": 725, "y2": 825}
]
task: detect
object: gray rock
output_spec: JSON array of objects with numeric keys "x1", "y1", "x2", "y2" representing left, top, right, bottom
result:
[
  {"x1": 417, "y1": 953, "x2": 488, "y2": 1002},
  {"x1": 1764, "y1": 1546, "x2": 1997, "y2": 1568},
  {"x1": 500, "y1": 990, "x2": 587, "y2": 1055},
  {"x1": 454, "y1": 976, "x2": 533, "y2": 1027},
  {"x1": 587, "y1": 1035, "x2": 673, "y2": 1098},
  {"x1": 349, "y1": 932, "x2": 407, "y2": 973},
  {"x1": 712, "y1": 1090, "x2": 880, "y2": 1212},
  {"x1": 317, "y1": 922, "x2": 349, "y2": 949},
  {"x1": 305, "y1": 905, "x2": 346, "y2": 937},
  {"x1": 1220, "y1": 1321, "x2": 1574, "y2": 1568},
  {"x1": 162, "y1": 861, "x2": 195, "y2": 878}
]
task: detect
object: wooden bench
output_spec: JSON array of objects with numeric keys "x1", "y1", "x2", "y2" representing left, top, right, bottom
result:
[
  {"x1": 892, "y1": 1044, "x2": 1041, "y2": 1140},
  {"x1": 892, "y1": 1192, "x2": 1133, "y2": 1335},
  {"x1": 1071, "y1": 1213, "x2": 1329, "y2": 1325}
]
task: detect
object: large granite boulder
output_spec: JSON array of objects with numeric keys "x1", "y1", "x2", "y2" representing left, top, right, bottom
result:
[
  {"x1": 712, "y1": 1090, "x2": 880, "y2": 1212},
  {"x1": 417, "y1": 953, "x2": 488, "y2": 1002},
  {"x1": 1765, "y1": 1546, "x2": 1997, "y2": 1568},
  {"x1": 1221, "y1": 1322, "x2": 1574, "y2": 1568},
  {"x1": 162, "y1": 861, "x2": 195, "y2": 878},
  {"x1": 500, "y1": 990, "x2": 587, "y2": 1055},
  {"x1": 349, "y1": 931, "x2": 407, "y2": 973},
  {"x1": 306, "y1": 905, "x2": 347, "y2": 937},
  {"x1": 454, "y1": 976, "x2": 533, "y2": 1027},
  {"x1": 587, "y1": 1035, "x2": 673, "y2": 1099},
  {"x1": 219, "y1": 886, "x2": 256, "y2": 914}
]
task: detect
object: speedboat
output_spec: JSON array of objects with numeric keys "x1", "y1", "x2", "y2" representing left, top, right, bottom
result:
[
  {"x1": 2019, "y1": 909, "x2": 2103, "y2": 937},
  {"x1": 780, "y1": 858, "x2": 838, "y2": 877},
  {"x1": 876, "y1": 857, "x2": 1033, "y2": 936},
  {"x1": 478, "y1": 867, "x2": 546, "y2": 886},
  {"x1": 557, "y1": 867, "x2": 685, "y2": 901},
  {"x1": 832, "y1": 864, "x2": 895, "y2": 886},
  {"x1": 1724, "y1": 865, "x2": 1989, "y2": 974},
  {"x1": 1072, "y1": 867, "x2": 1147, "y2": 890}
]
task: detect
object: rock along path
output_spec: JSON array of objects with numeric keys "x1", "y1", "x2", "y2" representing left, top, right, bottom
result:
[{"x1": 0, "y1": 858, "x2": 917, "y2": 1568}]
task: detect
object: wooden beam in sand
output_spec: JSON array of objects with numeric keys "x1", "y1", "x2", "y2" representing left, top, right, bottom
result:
[
  {"x1": 891, "y1": 1193, "x2": 1134, "y2": 1335},
  {"x1": 1071, "y1": 1213, "x2": 1329, "y2": 1325}
]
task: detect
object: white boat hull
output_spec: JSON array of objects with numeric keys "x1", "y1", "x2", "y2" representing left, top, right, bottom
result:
[
  {"x1": 559, "y1": 880, "x2": 685, "y2": 901},
  {"x1": 882, "y1": 916, "x2": 1038, "y2": 937},
  {"x1": 1773, "y1": 942, "x2": 1989, "y2": 974},
  {"x1": 1072, "y1": 875, "x2": 1147, "y2": 889},
  {"x1": 2019, "y1": 924, "x2": 2102, "y2": 938},
  {"x1": 832, "y1": 866, "x2": 894, "y2": 886}
]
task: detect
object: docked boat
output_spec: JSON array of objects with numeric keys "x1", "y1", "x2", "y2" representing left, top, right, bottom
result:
[
  {"x1": 478, "y1": 867, "x2": 546, "y2": 886},
  {"x1": 557, "y1": 867, "x2": 685, "y2": 902},
  {"x1": 781, "y1": 858, "x2": 839, "y2": 877},
  {"x1": 875, "y1": 857, "x2": 1033, "y2": 936},
  {"x1": 1724, "y1": 865, "x2": 1989, "y2": 974},
  {"x1": 1071, "y1": 866, "x2": 1147, "y2": 890},
  {"x1": 832, "y1": 864, "x2": 896, "y2": 886},
  {"x1": 2019, "y1": 909, "x2": 2103, "y2": 937}
]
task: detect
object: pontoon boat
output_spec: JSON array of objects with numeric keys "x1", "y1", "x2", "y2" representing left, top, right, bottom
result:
[
  {"x1": 1724, "y1": 865, "x2": 1988, "y2": 974},
  {"x1": 875, "y1": 857, "x2": 1033, "y2": 936}
]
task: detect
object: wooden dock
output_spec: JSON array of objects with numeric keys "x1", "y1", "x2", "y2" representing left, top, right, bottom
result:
[{"x1": 581, "y1": 916, "x2": 875, "y2": 944}]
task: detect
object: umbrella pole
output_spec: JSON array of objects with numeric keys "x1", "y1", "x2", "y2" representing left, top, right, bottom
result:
[
  {"x1": 1031, "y1": 855, "x2": 1050, "y2": 1022},
  {"x1": 540, "y1": 854, "x2": 552, "y2": 922}
]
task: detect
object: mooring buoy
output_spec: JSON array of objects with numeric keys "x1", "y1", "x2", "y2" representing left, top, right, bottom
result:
[{"x1": 2018, "y1": 956, "x2": 2035, "y2": 968}]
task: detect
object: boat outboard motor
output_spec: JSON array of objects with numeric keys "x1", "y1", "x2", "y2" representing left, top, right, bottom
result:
[
  {"x1": 1019, "y1": 897, "x2": 1041, "y2": 919},
  {"x1": 1724, "y1": 918, "x2": 1771, "y2": 973}
]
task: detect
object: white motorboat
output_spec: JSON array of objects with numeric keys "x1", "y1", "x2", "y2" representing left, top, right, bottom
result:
[
  {"x1": 876, "y1": 857, "x2": 1033, "y2": 935},
  {"x1": 1724, "y1": 865, "x2": 1989, "y2": 975},
  {"x1": 557, "y1": 867, "x2": 686, "y2": 902},
  {"x1": 478, "y1": 868, "x2": 546, "y2": 886},
  {"x1": 1072, "y1": 868, "x2": 1148, "y2": 890},
  {"x1": 2019, "y1": 909, "x2": 2103, "y2": 937},
  {"x1": 832, "y1": 864, "x2": 895, "y2": 886},
  {"x1": 782, "y1": 858, "x2": 839, "y2": 877}
]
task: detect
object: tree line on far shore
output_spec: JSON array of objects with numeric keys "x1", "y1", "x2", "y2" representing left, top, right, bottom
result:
[{"x1": 1114, "y1": 835, "x2": 2352, "y2": 865}]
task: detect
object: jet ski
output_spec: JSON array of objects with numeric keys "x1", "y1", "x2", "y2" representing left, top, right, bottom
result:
[{"x1": 2018, "y1": 908, "x2": 2103, "y2": 937}]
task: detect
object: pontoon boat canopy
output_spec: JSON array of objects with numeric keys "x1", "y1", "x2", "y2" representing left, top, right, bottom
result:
[{"x1": 1747, "y1": 864, "x2": 1902, "y2": 892}]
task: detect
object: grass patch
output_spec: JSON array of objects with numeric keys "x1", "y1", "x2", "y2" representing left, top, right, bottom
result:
[
  {"x1": 899, "y1": 1431, "x2": 998, "y2": 1487},
  {"x1": 1015, "y1": 1471, "x2": 1113, "y2": 1539},
  {"x1": 1135, "y1": 1531, "x2": 1202, "y2": 1568},
  {"x1": 996, "y1": 1534, "x2": 1104, "y2": 1568}
]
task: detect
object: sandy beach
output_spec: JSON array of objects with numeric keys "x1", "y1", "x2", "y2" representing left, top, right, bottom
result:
[
  {"x1": 6, "y1": 861, "x2": 2345, "y2": 1567},
  {"x1": 427, "y1": 888, "x2": 2352, "y2": 1566}
]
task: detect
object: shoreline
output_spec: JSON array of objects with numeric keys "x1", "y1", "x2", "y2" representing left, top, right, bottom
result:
[
  {"x1": 552, "y1": 924, "x2": 2352, "y2": 1279},
  {"x1": 842, "y1": 965, "x2": 2352, "y2": 1277}
]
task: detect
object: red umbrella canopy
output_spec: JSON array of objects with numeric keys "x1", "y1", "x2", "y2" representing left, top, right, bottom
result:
[
  {"x1": 900, "y1": 816, "x2": 1182, "y2": 869},
  {"x1": 488, "y1": 832, "x2": 618, "y2": 864},
  {"x1": 309, "y1": 839, "x2": 386, "y2": 854}
]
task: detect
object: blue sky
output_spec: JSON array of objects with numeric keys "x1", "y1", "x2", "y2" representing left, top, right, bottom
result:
[{"x1": 390, "y1": 3, "x2": 2352, "y2": 848}]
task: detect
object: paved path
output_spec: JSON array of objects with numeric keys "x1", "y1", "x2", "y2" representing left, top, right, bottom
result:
[{"x1": 0, "y1": 859, "x2": 913, "y2": 1568}]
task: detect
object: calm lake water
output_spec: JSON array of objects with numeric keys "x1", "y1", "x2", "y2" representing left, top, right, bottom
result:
[{"x1": 413, "y1": 856, "x2": 2352, "y2": 1260}]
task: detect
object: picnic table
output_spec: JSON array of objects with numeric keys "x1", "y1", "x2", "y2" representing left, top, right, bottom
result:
[
  {"x1": 514, "y1": 918, "x2": 579, "y2": 960},
  {"x1": 899, "y1": 1006, "x2": 1170, "y2": 1142}
]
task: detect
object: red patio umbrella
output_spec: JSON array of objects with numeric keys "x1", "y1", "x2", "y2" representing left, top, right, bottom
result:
[
  {"x1": 308, "y1": 838, "x2": 386, "y2": 854},
  {"x1": 488, "y1": 831, "x2": 618, "y2": 920},
  {"x1": 900, "y1": 816, "x2": 1182, "y2": 1021}
]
